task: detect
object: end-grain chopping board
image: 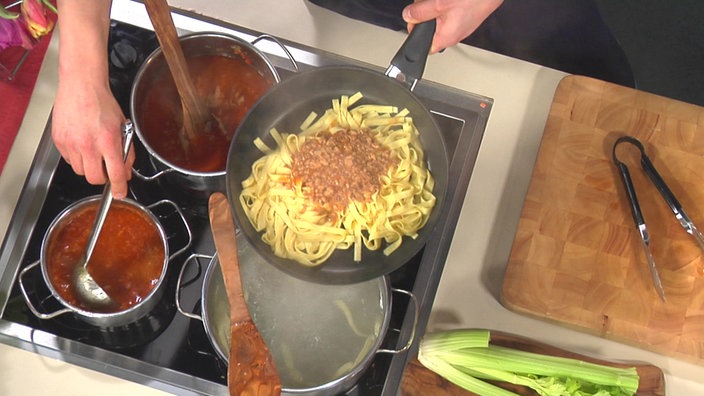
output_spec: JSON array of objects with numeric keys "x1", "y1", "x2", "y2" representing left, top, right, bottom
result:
[{"x1": 501, "y1": 75, "x2": 704, "y2": 366}]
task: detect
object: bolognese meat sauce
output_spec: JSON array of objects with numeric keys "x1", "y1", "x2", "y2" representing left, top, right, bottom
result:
[
  {"x1": 46, "y1": 201, "x2": 165, "y2": 313},
  {"x1": 290, "y1": 128, "x2": 397, "y2": 217}
]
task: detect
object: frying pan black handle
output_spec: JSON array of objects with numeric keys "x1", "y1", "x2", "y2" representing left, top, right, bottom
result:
[{"x1": 389, "y1": 19, "x2": 436, "y2": 83}]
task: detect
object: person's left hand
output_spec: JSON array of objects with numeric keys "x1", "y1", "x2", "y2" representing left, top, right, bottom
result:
[{"x1": 402, "y1": 0, "x2": 504, "y2": 53}]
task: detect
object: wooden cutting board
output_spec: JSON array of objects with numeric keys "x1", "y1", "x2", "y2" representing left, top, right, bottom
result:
[{"x1": 501, "y1": 75, "x2": 704, "y2": 366}]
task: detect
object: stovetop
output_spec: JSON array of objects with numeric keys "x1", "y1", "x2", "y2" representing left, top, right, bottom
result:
[{"x1": 0, "y1": 9, "x2": 491, "y2": 396}]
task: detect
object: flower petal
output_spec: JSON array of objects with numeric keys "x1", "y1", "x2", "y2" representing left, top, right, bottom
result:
[
  {"x1": 0, "y1": 17, "x2": 34, "y2": 50},
  {"x1": 21, "y1": 0, "x2": 54, "y2": 39}
]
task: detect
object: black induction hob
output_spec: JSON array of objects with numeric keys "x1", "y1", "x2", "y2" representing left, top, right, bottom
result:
[{"x1": 0, "y1": 11, "x2": 491, "y2": 396}]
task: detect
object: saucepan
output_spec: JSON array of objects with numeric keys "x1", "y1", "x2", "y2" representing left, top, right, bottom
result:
[
  {"x1": 130, "y1": 31, "x2": 290, "y2": 194},
  {"x1": 19, "y1": 197, "x2": 192, "y2": 327},
  {"x1": 176, "y1": 232, "x2": 417, "y2": 395},
  {"x1": 226, "y1": 21, "x2": 449, "y2": 284}
]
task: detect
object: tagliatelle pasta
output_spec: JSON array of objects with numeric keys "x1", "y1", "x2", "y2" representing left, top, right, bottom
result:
[{"x1": 239, "y1": 92, "x2": 436, "y2": 266}]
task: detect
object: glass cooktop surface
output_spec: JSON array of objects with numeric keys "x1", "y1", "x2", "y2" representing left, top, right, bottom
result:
[{"x1": 0, "y1": 8, "x2": 491, "y2": 396}]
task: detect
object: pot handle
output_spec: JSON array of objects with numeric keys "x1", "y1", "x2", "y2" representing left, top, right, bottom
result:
[
  {"x1": 377, "y1": 287, "x2": 419, "y2": 355},
  {"x1": 147, "y1": 199, "x2": 193, "y2": 260},
  {"x1": 251, "y1": 34, "x2": 299, "y2": 72},
  {"x1": 18, "y1": 260, "x2": 73, "y2": 320},
  {"x1": 131, "y1": 166, "x2": 175, "y2": 182},
  {"x1": 175, "y1": 253, "x2": 211, "y2": 321}
]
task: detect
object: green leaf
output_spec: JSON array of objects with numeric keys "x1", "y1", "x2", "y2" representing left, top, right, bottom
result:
[{"x1": 0, "y1": 5, "x2": 20, "y2": 19}]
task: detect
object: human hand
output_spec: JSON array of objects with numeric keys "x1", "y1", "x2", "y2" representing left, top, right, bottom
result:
[
  {"x1": 402, "y1": 0, "x2": 504, "y2": 53},
  {"x1": 53, "y1": 0, "x2": 132, "y2": 198},
  {"x1": 52, "y1": 77, "x2": 134, "y2": 199}
]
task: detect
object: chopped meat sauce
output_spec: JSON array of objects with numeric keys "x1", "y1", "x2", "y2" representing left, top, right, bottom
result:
[
  {"x1": 46, "y1": 201, "x2": 165, "y2": 313},
  {"x1": 290, "y1": 128, "x2": 397, "y2": 218}
]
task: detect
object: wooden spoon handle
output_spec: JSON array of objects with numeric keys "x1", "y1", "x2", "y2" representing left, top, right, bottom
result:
[
  {"x1": 208, "y1": 193, "x2": 248, "y2": 322},
  {"x1": 144, "y1": 0, "x2": 209, "y2": 138},
  {"x1": 208, "y1": 193, "x2": 281, "y2": 396}
]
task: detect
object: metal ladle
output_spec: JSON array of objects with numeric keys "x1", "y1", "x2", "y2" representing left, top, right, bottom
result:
[{"x1": 73, "y1": 121, "x2": 134, "y2": 307}]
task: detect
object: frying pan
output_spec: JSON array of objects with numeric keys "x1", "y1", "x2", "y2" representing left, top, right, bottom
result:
[{"x1": 226, "y1": 21, "x2": 448, "y2": 284}]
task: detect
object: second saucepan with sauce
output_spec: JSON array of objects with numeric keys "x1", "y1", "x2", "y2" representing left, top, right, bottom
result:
[
  {"x1": 226, "y1": 21, "x2": 449, "y2": 284},
  {"x1": 18, "y1": 196, "x2": 191, "y2": 327}
]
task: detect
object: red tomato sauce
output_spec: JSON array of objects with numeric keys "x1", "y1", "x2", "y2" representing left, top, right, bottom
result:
[
  {"x1": 45, "y1": 201, "x2": 165, "y2": 313},
  {"x1": 138, "y1": 54, "x2": 275, "y2": 173}
]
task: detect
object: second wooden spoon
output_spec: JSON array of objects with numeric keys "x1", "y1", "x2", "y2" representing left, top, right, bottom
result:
[{"x1": 208, "y1": 192, "x2": 281, "y2": 396}]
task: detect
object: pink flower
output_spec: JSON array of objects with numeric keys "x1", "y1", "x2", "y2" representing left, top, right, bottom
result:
[
  {"x1": 0, "y1": 16, "x2": 33, "y2": 50},
  {"x1": 21, "y1": 0, "x2": 55, "y2": 39},
  {"x1": 0, "y1": 0, "x2": 56, "y2": 50}
]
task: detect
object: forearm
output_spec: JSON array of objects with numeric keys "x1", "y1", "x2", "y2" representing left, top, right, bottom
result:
[
  {"x1": 57, "y1": 0, "x2": 112, "y2": 86},
  {"x1": 53, "y1": 0, "x2": 131, "y2": 196}
]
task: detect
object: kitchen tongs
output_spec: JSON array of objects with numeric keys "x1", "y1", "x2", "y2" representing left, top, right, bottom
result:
[{"x1": 612, "y1": 135, "x2": 704, "y2": 302}]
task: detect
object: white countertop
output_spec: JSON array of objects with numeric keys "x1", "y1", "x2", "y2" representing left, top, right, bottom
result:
[{"x1": 0, "y1": 0, "x2": 701, "y2": 394}]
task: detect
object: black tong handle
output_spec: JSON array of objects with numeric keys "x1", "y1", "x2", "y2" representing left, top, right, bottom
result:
[
  {"x1": 612, "y1": 136, "x2": 648, "y2": 228},
  {"x1": 613, "y1": 135, "x2": 684, "y2": 219}
]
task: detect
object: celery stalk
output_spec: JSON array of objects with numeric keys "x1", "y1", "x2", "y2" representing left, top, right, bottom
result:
[
  {"x1": 418, "y1": 328, "x2": 490, "y2": 351},
  {"x1": 418, "y1": 350, "x2": 520, "y2": 396},
  {"x1": 456, "y1": 365, "x2": 625, "y2": 396},
  {"x1": 418, "y1": 329, "x2": 640, "y2": 396},
  {"x1": 429, "y1": 347, "x2": 639, "y2": 391},
  {"x1": 457, "y1": 365, "x2": 575, "y2": 396}
]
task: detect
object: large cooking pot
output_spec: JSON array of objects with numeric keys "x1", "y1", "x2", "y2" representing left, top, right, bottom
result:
[
  {"x1": 176, "y1": 234, "x2": 417, "y2": 395},
  {"x1": 130, "y1": 32, "x2": 282, "y2": 194},
  {"x1": 226, "y1": 21, "x2": 448, "y2": 284},
  {"x1": 19, "y1": 197, "x2": 191, "y2": 327}
]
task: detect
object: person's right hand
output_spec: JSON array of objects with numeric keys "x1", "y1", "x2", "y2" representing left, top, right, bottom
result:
[
  {"x1": 53, "y1": 0, "x2": 133, "y2": 199},
  {"x1": 51, "y1": 74, "x2": 134, "y2": 199}
]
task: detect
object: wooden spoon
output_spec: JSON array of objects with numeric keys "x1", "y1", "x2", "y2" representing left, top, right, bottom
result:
[
  {"x1": 208, "y1": 192, "x2": 281, "y2": 396},
  {"x1": 144, "y1": 0, "x2": 213, "y2": 143}
]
